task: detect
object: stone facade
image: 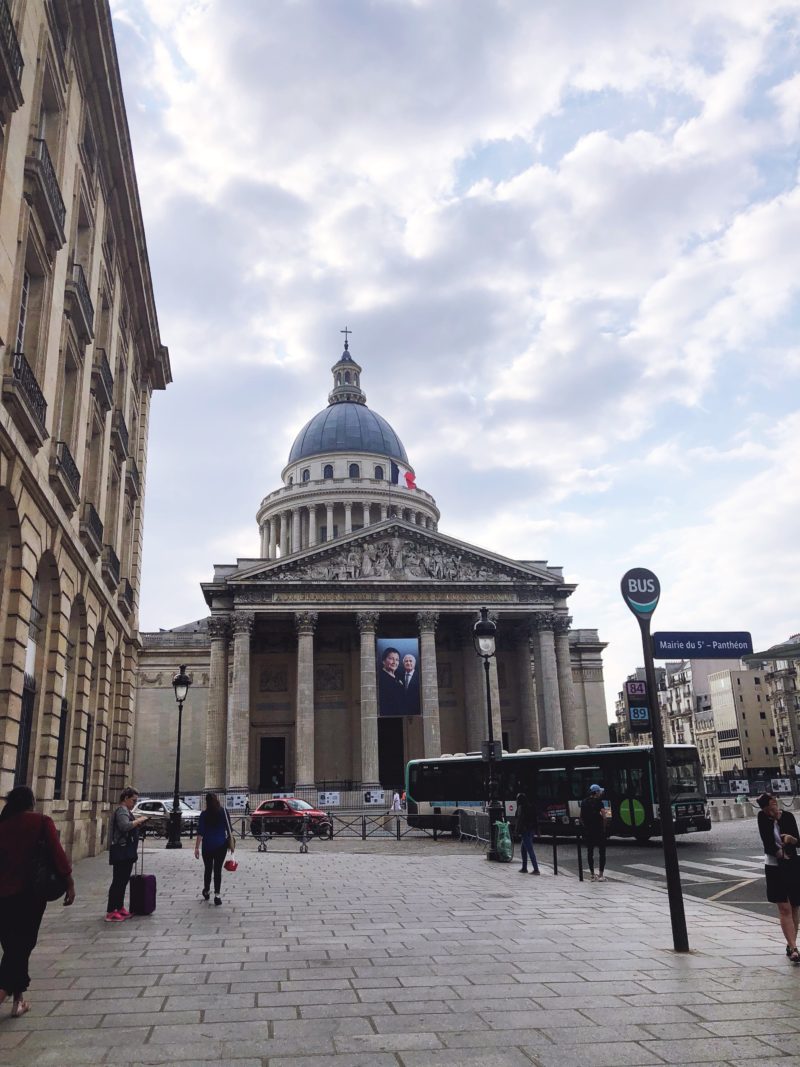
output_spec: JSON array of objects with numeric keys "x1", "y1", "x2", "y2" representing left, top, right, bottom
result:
[
  {"x1": 135, "y1": 341, "x2": 607, "y2": 797},
  {"x1": 0, "y1": 2, "x2": 169, "y2": 857}
]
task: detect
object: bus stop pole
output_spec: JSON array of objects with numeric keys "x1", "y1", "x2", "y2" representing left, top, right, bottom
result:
[{"x1": 638, "y1": 614, "x2": 689, "y2": 953}]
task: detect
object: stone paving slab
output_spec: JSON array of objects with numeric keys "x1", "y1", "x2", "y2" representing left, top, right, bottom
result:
[{"x1": 0, "y1": 837, "x2": 798, "y2": 1065}]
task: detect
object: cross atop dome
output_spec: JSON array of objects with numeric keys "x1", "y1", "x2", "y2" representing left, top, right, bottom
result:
[{"x1": 329, "y1": 328, "x2": 366, "y2": 405}]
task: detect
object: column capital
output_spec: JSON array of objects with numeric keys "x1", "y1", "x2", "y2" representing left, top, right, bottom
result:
[
  {"x1": 356, "y1": 610, "x2": 380, "y2": 633},
  {"x1": 553, "y1": 613, "x2": 573, "y2": 635},
  {"x1": 207, "y1": 615, "x2": 231, "y2": 641},
  {"x1": 232, "y1": 611, "x2": 255, "y2": 636},
  {"x1": 531, "y1": 610, "x2": 559, "y2": 632},
  {"x1": 416, "y1": 610, "x2": 439, "y2": 632},
  {"x1": 294, "y1": 610, "x2": 318, "y2": 635}
]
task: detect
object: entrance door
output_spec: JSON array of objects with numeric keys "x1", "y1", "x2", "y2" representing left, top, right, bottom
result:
[
  {"x1": 259, "y1": 737, "x2": 286, "y2": 791},
  {"x1": 378, "y1": 717, "x2": 404, "y2": 790}
]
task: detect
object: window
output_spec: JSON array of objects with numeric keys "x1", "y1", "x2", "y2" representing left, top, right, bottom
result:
[
  {"x1": 754, "y1": 677, "x2": 760, "y2": 684},
  {"x1": 760, "y1": 711, "x2": 766, "y2": 720},
  {"x1": 288, "y1": 475, "x2": 293, "y2": 485},
  {"x1": 374, "y1": 465, "x2": 384, "y2": 480},
  {"x1": 344, "y1": 371, "x2": 351, "y2": 383},
  {"x1": 302, "y1": 469, "x2": 310, "y2": 482},
  {"x1": 349, "y1": 463, "x2": 359, "y2": 478},
  {"x1": 323, "y1": 464, "x2": 334, "y2": 479}
]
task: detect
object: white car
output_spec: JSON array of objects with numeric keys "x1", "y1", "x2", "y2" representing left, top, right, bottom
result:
[{"x1": 133, "y1": 798, "x2": 202, "y2": 836}]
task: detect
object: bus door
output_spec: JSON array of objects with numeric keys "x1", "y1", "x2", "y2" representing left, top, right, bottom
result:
[{"x1": 615, "y1": 762, "x2": 651, "y2": 839}]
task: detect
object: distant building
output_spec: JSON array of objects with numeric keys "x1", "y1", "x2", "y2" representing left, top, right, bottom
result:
[
  {"x1": 744, "y1": 635, "x2": 800, "y2": 775},
  {"x1": 707, "y1": 668, "x2": 775, "y2": 775},
  {"x1": 0, "y1": 2, "x2": 169, "y2": 857},
  {"x1": 135, "y1": 340, "x2": 607, "y2": 796},
  {"x1": 614, "y1": 666, "x2": 664, "y2": 746}
]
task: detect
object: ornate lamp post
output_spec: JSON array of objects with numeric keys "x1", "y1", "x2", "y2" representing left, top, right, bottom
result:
[
  {"x1": 166, "y1": 664, "x2": 192, "y2": 849},
  {"x1": 473, "y1": 607, "x2": 503, "y2": 861}
]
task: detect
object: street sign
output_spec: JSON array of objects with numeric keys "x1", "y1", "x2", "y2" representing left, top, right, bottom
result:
[
  {"x1": 652, "y1": 631, "x2": 753, "y2": 659},
  {"x1": 628, "y1": 704, "x2": 651, "y2": 734},
  {"x1": 625, "y1": 680, "x2": 647, "y2": 698},
  {"x1": 620, "y1": 568, "x2": 661, "y2": 620}
]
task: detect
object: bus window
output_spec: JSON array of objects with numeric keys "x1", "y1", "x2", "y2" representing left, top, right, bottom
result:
[
  {"x1": 616, "y1": 765, "x2": 645, "y2": 797},
  {"x1": 569, "y1": 765, "x2": 602, "y2": 800},
  {"x1": 666, "y1": 754, "x2": 703, "y2": 798}
]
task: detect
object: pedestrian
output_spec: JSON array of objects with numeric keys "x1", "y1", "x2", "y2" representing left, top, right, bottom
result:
[
  {"x1": 106, "y1": 787, "x2": 148, "y2": 922},
  {"x1": 757, "y1": 792, "x2": 800, "y2": 963},
  {"x1": 0, "y1": 786, "x2": 75, "y2": 1017},
  {"x1": 194, "y1": 793, "x2": 234, "y2": 906},
  {"x1": 580, "y1": 783, "x2": 608, "y2": 881},
  {"x1": 391, "y1": 790, "x2": 402, "y2": 813},
  {"x1": 515, "y1": 792, "x2": 540, "y2": 875}
]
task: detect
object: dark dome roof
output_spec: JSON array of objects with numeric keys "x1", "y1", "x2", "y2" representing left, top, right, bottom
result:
[{"x1": 288, "y1": 402, "x2": 409, "y2": 464}]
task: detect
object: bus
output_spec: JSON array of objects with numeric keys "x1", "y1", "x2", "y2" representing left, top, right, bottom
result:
[{"x1": 405, "y1": 743, "x2": 711, "y2": 842}]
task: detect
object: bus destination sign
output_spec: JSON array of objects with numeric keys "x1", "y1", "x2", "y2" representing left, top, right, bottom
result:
[{"x1": 652, "y1": 631, "x2": 753, "y2": 659}]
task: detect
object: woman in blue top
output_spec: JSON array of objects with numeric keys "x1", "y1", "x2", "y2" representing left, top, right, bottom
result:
[{"x1": 194, "y1": 793, "x2": 234, "y2": 905}]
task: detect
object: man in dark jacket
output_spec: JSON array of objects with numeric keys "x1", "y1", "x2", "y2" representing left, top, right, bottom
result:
[{"x1": 580, "y1": 784, "x2": 607, "y2": 881}]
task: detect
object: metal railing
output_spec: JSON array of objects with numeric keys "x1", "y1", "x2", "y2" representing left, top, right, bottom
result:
[
  {"x1": 11, "y1": 351, "x2": 47, "y2": 434},
  {"x1": 92, "y1": 348, "x2": 114, "y2": 404},
  {"x1": 118, "y1": 577, "x2": 134, "y2": 612},
  {"x1": 101, "y1": 544, "x2": 120, "y2": 587},
  {"x1": 31, "y1": 139, "x2": 66, "y2": 233},
  {"x1": 112, "y1": 409, "x2": 129, "y2": 456},
  {"x1": 54, "y1": 440, "x2": 80, "y2": 498},
  {"x1": 126, "y1": 456, "x2": 140, "y2": 496},
  {"x1": 0, "y1": 0, "x2": 23, "y2": 87},
  {"x1": 70, "y1": 263, "x2": 94, "y2": 331},
  {"x1": 81, "y1": 501, "x2": 103, "y2": 545}
]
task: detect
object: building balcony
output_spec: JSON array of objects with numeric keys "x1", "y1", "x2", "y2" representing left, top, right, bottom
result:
[
  {"x1": 0, "y1": 0, "x2": 24, "y2": 124},
  {"x1": 117, "y1": 577, "x2": 134, "y2": 618},
  {"x1": 90, "y1": 348, "x2": 114, "y2": 414},
  {"x1": 2, "y1": 351, "x2": 49, "y2": 450},
  {"x1": 49, "y1": 439, "x2": 80, "y2": 513},
  {"x1": 79, "y1": 502, "x2": 103, "y2": 560},
  {"x1": 110, "y1": 409, "x2": 129, "y2": 461},
  {"x1": 101, "y1": 544, "x2": 120, "y2": 592},
  {"x1": 23, "y1": 138, "x2": 66, "y2": 250},
  {"x1": 125, "y1": 456, "x2": 140, "y2": 501},
  {"x1": 64, "y1": 263, "x2": 94, "y2": 342}
]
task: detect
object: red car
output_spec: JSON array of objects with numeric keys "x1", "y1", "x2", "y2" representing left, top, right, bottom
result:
[{"x1": 250, "y1": 798, "x2": 332, "y2": 838}]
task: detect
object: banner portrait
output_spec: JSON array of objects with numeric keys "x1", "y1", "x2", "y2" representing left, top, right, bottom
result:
[{"x1": 376, "y1": 637, "x2": 421, "y2": 716}]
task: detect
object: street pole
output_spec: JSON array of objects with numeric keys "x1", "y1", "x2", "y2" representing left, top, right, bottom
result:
[
  {"x1": 166, "y1": 694, "x2": 184, "y2": 849},
  {"x1": 621, "y1": 568, "x2": 689, "y2": 953},
  {"x1": 484, "y1": 656, "x2": 502, "y2": 861}
]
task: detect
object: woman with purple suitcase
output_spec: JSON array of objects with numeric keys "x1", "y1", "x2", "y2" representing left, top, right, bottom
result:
[{"x1": 106, "y1": 788, "x2": 148, "y2": 922}]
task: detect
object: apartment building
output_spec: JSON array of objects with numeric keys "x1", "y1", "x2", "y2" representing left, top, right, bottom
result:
[
  {"x1": 0, "y1": 0, "x2": 169, "y2": 857},
  {"x1": 707, "y1": 668, "x2": 775, "y2": 775}
]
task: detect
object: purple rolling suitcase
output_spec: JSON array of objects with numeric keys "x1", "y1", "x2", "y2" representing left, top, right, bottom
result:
[{"x1": 129, "y1": 834, "x2": 156, "y2": 915}]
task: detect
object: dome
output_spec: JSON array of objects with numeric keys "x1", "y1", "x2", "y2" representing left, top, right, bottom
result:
[{"x1": 288, "y1": 402, "x2": 409, "y2": 464}]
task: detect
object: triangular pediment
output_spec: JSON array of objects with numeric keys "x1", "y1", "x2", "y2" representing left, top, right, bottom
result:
[{"x1": 227, "y1": 521, "x2": 568, "y2": 588}]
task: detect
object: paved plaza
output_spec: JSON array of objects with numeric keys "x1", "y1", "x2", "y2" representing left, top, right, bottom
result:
[{"x1": 2, "y1": 835, "x2": 800, "y2": 1067}]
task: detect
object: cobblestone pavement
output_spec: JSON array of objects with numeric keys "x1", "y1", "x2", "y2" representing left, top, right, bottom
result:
[{"x1": 2, "y1": 835, "x2": 799, "y2": 1066}]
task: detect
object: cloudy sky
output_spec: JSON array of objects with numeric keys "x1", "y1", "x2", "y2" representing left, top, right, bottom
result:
[{"x1": 110, "y1": 0, "x2": 800, "y2": 719}]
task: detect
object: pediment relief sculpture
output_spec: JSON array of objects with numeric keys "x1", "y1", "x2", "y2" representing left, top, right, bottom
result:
[{"x1": 265, "y1": 535, "x2": 530, "y2": 584}]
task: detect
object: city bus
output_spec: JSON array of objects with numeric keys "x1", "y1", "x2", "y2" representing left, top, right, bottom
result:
[{"x1": 405, "y1": 743, "x2": 711, "y2": 842}]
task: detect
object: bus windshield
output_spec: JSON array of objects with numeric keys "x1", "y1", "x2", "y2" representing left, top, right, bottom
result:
[{"x1": 666, "y1": 753, "x2": 704, "y2": 799}]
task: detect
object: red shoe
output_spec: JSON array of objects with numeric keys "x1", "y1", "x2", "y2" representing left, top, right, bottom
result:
[
  {"x1": 104, "y1": 911, "x2": 125, "y2": 922},
  {"x1": 117, "y1": 908, "x2": 131, "y2": 919}
]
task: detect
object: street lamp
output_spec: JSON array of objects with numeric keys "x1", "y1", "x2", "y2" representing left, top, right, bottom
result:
[
  {"x1": 473, "y1": 606, "x2": 503, "y2": 861},
  {"x1": 166, "y1": 664, "x2": 192, "y2": 849}
]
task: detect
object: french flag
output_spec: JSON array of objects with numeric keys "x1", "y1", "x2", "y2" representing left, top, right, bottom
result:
[{"x1": 391, "y1": 462, "x2": 417, "y2": 489}]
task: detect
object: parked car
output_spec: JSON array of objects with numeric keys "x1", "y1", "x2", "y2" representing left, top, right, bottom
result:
[
  {"x1": 133, "y1": 798, "x2": 202, "y2": 836},
  {"x1": 250, "y1": 798, "x2": 332, "y2": 838}
]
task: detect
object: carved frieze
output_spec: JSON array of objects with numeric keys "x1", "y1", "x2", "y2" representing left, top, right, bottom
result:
[
  {"x1": 259, "y1": 667, "x2": 288, "y2": 693},
  {"x1": 315, "y1": 664, "x2": 344, "y2": 692}
]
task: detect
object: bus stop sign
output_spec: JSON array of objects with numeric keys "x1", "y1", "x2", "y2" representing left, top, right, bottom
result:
[{"x1": 621, "y1": 568, "x2": 660, "y2": 620}]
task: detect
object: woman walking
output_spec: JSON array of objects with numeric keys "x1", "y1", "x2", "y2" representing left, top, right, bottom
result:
[
  {"x1": 0, "y1": 787, "x2": 75, "y2": 1017},
  {"x1": 515, "y1": 792, "x2": 540, "y2": 875},
  {"x1": 757, "y1": 792, "x2": 800, "y2": 963},
  {"x1": 106, "y1": 787, "x2": 148, "y2": 922},
  {"x1": 194, "y1": 793, "x2": 234, "y2": 906}
]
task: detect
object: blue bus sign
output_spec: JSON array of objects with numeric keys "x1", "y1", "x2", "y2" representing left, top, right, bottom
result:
[
  {"x1": 628, "y1": 704, "x2": 651, "y2": 734},
  {"x1": 652, "y1": 632, "x2": 753, "y2": 659},
  {"x1": 621, "y1": 568, "x2": 660, "y2": 620}
]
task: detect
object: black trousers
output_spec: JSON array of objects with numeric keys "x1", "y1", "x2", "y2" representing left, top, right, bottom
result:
[
  {"x1": 203, "y1": 846, "x2": 227, "y2": 894},
  {"x1": 585, "y1": 832, "x2": 606, "y2": 873},
  {"x1": 0, "y1": 891, "x2": 47, "y2": 997},
  {"x1": 107, "y1": 858, "x2": 136, "y2": 913}
]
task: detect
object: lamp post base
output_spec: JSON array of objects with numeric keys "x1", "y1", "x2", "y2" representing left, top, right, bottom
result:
[{"x1": 165, "y1": 812, "x2": 183, "y2": 849}]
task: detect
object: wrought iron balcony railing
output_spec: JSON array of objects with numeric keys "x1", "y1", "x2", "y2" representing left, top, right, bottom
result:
[
  {"x1": 30, "y1": 138, "x2": 66, "y2": 234},
  {"x1": 0, "y1": 0, "x2": 23, "y2": 90},
  {"x1": 79, "y1": 502, "x2": 103, "y2": 559},
  {"x1": 125, "y1": 456, "x2": 140, "y2": 499},
  {"x1": 68, "y1": 262, "x2": 94, "y2": 339},
  {"x1": 10, "y1": 350, "x2": 48, "y2": 435},
  {"x1": 118, "y1": 577, "x2": 134, "y2": 617},
  {"x1": 90, "y1": 348, "x2": 114, "y2": 413},
  {"x1": 111, "y1": 409, "x2": 129, "y2": 460},
  {"x1": 54, "y1": 439, "x2": 80, "y2": 498},
  {"x1": 101, "y1": 544, "x2": 120, "y2": 590}
]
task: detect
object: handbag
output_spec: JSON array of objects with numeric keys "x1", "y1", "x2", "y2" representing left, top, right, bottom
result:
[
  {"x1": 223, "y1": 858, "x2": 238, "y2": 872},
  {"x1": 30, "y1": 817, "x2": 68, "y2": 902}
]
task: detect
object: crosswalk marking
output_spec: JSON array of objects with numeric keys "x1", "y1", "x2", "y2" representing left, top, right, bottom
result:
[
  {"x1": 626, "y1": 863, "x2": 717, "y2": 883},
  {"x1": 713, "y1": 856, "x2": 764, "y2": 870},
  {"x1": 678, "y1": 858, "x2": 760, "y2": 879}
]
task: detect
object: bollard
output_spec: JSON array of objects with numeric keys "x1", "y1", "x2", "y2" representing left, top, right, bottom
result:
[
  {"x1": 396, "y1": 816, "x2": 401, "y2": 841},
  {"x1": 361, "y1": 814, "x2": 367, "y2": 840},
  {"x1": 577, "y1": 830, "x2": 583, "y2": 882},
  {"x1": 552, "y1": 831, "x2": 558, "y2": 875}
]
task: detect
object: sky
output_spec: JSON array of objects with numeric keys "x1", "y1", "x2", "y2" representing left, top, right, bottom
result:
[{"x1": 109, "y1": 0, "x2": 800, "y2": 721}]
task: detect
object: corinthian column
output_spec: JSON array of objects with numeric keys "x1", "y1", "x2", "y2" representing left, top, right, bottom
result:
[
  {"x1": 533, "y1": 612, "x2": 563, "y2": 749},
  {"x1": 357, "y1": 611, "x2": 380, "y2": 785},
  {"x1": 554, "y1": 614, "x2": 584, "y2": 747},
  {"x1": 308, "y1": 505, "x2": 317, "y2": 547},
  {"x1": 417, "y1": 611, "x2": 441, "y2": 757},
  {"x1": 326, "y1": 503, "x2": 334, "y2": 540},
  {"x1": 515, "y1": 623, "x2": 539, "y2": 749},
  {"x1": 279, "y1": 512, "x2": 288, "y2": 556},
  {"x1": 344, "y1": 501, "x2": 353, "y2": 534},
  {"x1": 268, "y1": 517, "x2": 277, "y2": 559},
  {"x1": 294, "y1": 611, "x2": 318, "y2": 789},
  {"x1": 205, "y1": 615, "x2": 230, "y2": 791},
  {"x1": 292, "y1": 508, "x2": 301, "y2": 553},
  {"x1": 227, "y1": 611, "x2": 254, "y2": 791}
]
